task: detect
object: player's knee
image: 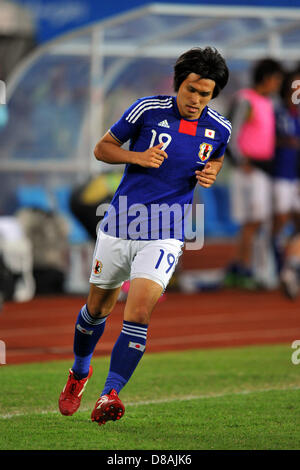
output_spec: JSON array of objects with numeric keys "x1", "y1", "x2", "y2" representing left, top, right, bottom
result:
[
  {"x1": 87, "y1": 284, "x2": 120, "y2": 318},
  {"x1": 86, "y1": 299, "x2": 112, "y2": 319},
  {"x1": 125, "y1": 305, "x2": 150, "y2": 325}
]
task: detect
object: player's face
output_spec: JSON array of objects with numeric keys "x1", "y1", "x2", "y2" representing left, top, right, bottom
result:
[
  {"x1": 264, "y1": 73, "x2": 282, "y2": 95},
  {"x1": 176, "y1": 73, "x2": 216, "y2": 120}
]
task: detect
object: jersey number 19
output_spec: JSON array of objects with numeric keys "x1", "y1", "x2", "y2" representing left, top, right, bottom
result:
[{"x1": 149, "y1": 129, "x2": 172, "y2": 151}]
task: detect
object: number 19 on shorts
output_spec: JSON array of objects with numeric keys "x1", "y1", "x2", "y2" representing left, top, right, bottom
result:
[{"x1": 155, "y1": 249, "x2": 176, "y2": 273}]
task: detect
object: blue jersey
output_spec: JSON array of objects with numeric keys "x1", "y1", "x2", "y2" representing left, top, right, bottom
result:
[
  {"x1": 273, "y1": 103, "x2": 300, "y2": 181},
  {"x1": 100, "y1": 95, "x2": 231, "y2": 240}
]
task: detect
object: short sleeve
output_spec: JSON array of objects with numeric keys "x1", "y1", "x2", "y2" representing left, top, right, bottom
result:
[
  {"x1": 212, "y1": 127, "x2": 231, "y2": 159},
  {"x1": 109, "y1": 98, "x2": 145, "y2": 144}
]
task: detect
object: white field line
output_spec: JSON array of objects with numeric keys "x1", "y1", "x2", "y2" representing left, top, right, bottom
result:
[{"x1": 1, "y1": 385, "x2": 299, "y2": 420}]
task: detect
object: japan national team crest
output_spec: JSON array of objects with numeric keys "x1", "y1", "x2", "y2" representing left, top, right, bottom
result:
[
  {"x1": 93, "y1": 259, "x2": 103, "y2": 275},
  {"x1": 198, "y1": 142, "x2": 213, "y2": 162}
]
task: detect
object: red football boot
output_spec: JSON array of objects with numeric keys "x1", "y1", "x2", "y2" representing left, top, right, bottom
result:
[
  {"x1": 91, "y1": 389, "x2": 125, "y2": 426},
  {"x1": 58, "y1": 366, "x2": 93, "y2": 416}
]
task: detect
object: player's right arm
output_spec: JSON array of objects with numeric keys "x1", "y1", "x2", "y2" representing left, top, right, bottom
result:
[{"x1": 94, "y1": 132, "x2": 167, "y2": 168}]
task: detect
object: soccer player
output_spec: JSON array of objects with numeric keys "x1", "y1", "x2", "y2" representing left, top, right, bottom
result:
[
  {"x1": 58, "y1": 47, "x2": 231, "y2": 426},
  {"x1": 224, "y1": 58, "x2": 283, "y2": 289},
  {"x1": 272, "y1": 70, "x2": 300, "y2": 274}
]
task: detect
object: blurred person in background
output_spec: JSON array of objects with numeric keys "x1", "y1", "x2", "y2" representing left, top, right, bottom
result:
[
  {"x1": 280, "y1": 231, "x2": 300, "y2": 300},
  {"x1": 58, "y1": 47, "x2": 231, "y2": 426},
  {"x1": 224, "y1": 58, "x2": 283, "y2": 289},
  {"x1": 271, "y1": 69, "x2": 300, "y2": 276},
  {"x1": 279, "y1": 68, "x2": 300, "y2": 299}
]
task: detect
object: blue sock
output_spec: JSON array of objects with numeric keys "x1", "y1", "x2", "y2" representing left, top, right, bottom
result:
[
  {"x1": 272, "y1": 236, "x2": 283, "y2": 274},
  {"x1": 101, "y1": 320, "x2": 148, "y2": 395},
  {"x1": 72, "y1": 304, "x2": 107, "y2": 379}
]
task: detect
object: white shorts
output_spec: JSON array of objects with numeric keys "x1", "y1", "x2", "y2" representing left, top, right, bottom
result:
[
  {"x1": 231, "y1": 167, "x2": 272, "y2": 223},
  {"x1": 273, "y1": 179, "x2": 300, "y2": 214},
  {"x1": 89, "y1": 230, "x2": 184, "y2": 291}
]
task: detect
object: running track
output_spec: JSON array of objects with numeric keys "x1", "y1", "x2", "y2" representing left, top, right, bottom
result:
[{"x1": 1, "y1": 289, "x2": 300, "y2": 365}]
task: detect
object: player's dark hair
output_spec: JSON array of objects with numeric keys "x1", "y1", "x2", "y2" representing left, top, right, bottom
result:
[
  {"x1": 252, "y1": 58, "x2": 283, "y2": 85},
  {"x1": 173, "y1": 46, "x2": 229, "y2": 98},
  {"x1": 279, "y1": 70, "x2": 293, "y2": 100}
]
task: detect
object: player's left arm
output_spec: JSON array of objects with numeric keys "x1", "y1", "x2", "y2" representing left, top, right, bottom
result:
[{"x1": 195, "y1": 155, "x2": 224, "y2": 188}]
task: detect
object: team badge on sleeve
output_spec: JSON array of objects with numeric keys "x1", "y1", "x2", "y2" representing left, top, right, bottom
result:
[
  {"x1": 204, "y1": 129, "x2": 215, "y2": 139},
  {"x1": 93, "y1": 259, "x2": 103, "y2": 275},
  {"x1": 198, "y1": 143, "x2": 213, "y2": 162}
]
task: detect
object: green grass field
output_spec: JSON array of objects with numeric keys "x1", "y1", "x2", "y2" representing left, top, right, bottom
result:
[{"x1": 0, "y1": 344, "x2": 299, "y2": 450}]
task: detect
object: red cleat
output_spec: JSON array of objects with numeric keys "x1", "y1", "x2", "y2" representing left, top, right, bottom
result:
[
  {"x1": 91, "y1": 389, "x2": 125, "y2": 426},
  {"x1": 58, "y1": 366, "x2": 93, "y2": 416}
]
